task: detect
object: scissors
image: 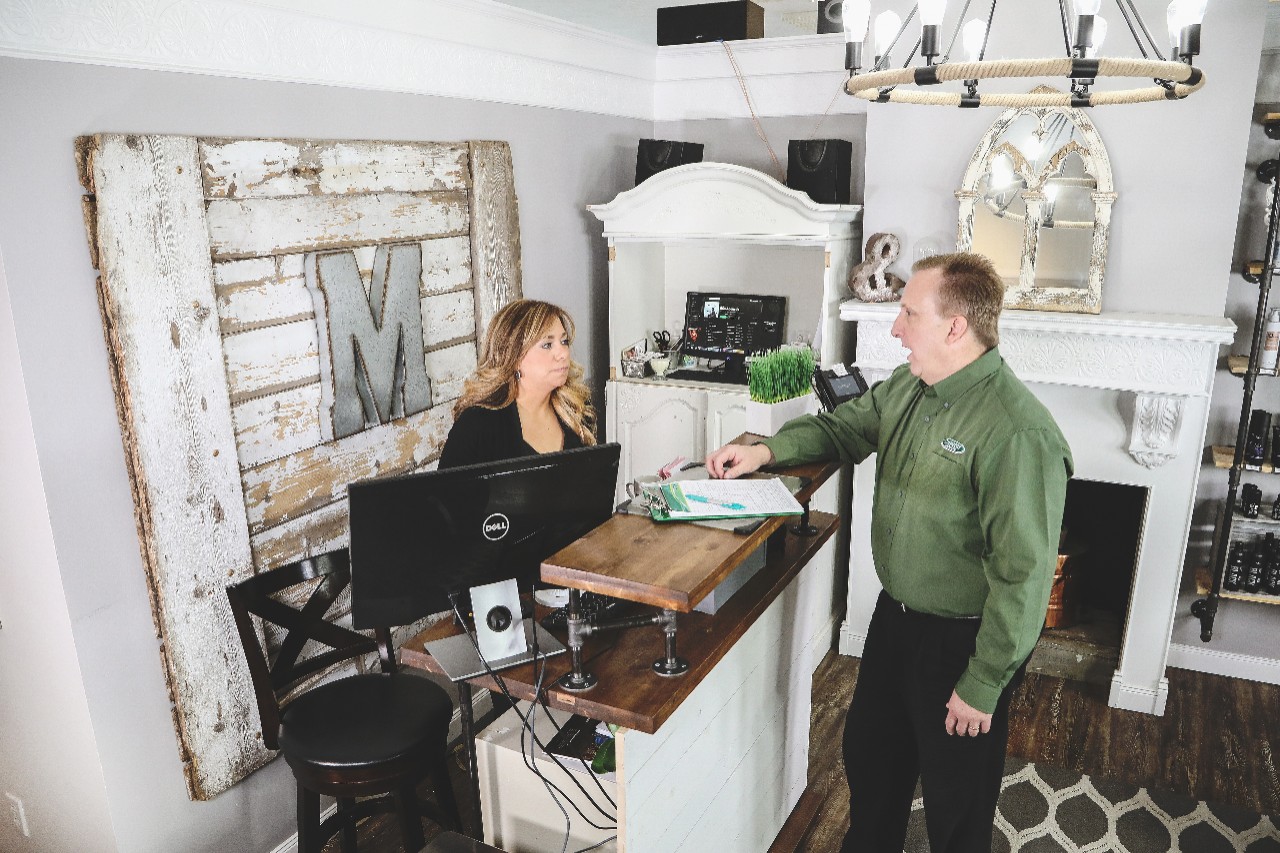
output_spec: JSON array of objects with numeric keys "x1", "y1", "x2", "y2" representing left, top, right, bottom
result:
[{"x1": 653, "y1": 330, "x2": 672, "y2": 351}]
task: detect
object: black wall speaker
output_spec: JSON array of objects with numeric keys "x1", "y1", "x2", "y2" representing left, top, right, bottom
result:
[
  {"x1": 786, "y1": 139, "x2": 853, "y2": 205},
  {"x1": 657, "y1": 1, "x2": 765, "y2": 46},
  {"x1": 817, "y1": 0, "x2": 844, "y2": 34},
  {"x1": 636, "y1": 139, "x2": 705, "y2": 185}
]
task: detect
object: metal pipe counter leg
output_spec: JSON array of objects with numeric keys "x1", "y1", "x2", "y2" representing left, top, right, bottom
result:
[
  {"x1": 557, "y1": 589, "x2": 598, "y2": 692},
  {"x1": 653, "y1": 609, "x2": 690, "y2": 677}
]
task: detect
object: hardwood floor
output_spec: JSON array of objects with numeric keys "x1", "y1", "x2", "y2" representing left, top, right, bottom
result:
[{"x1": 342, "y1": 650, "x2": 1279, "y2": 852}]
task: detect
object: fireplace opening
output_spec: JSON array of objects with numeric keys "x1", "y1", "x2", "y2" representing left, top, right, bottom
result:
[{"x1": 1026, "y1": 478, "x2": 1149, "y2": 685}]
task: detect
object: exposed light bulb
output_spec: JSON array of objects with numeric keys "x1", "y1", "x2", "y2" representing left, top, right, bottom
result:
[
  {"x1": 1075, "y1": 0, "x2": 1103, "y2": 15},
  {"x1": 874, "y1": 10, "x2": 903, "y2": 56},
  {"x1": 918, "y1": 0, "x2": 948, "y2": 27},
  {"x1": 1045, "y1": 183, "x2": 1061, "y2": 203},
  {"x1": 962, "y1": 19, "x2": 987, "y2": 62},
  {"x1": 843, "y1": 0, "x2": 871, "y2": 43},
  {"x1": 1172, "y1": 0, "x2": 1208, "y2": 27},
  {"x1": 1085, "y1": 16, "x2": 1108, "y2": 57}
]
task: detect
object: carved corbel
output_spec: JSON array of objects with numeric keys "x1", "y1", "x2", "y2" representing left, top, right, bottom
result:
[{"x1": 1128, "y1": 393, "x2": 1185, "y2": 469}]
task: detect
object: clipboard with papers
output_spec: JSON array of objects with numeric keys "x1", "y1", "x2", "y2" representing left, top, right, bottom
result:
[{"x1": 641, "y1": 477, "x2": 804, "y2": 522}]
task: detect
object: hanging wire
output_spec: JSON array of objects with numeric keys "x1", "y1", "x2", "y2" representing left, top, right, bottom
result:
[
  {"x1": 722, "y1": 40, "x2": 785, "y2": 182},
  {"x1": 1113, "y1": 0, "x2": 1152, "y2": 59},
  {"x1": 872, "y1": 5, "x2": 917, "y2": 72}
]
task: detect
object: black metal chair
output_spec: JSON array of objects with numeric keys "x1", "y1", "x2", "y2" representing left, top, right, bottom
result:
[{"x1": 226, "y1": 549, "x2": 461, "y2": 852}]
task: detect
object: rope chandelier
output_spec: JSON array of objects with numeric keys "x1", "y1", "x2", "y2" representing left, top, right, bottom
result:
[{"x1": 839, "y1": 0, "x2": 1208, "y2": 108}]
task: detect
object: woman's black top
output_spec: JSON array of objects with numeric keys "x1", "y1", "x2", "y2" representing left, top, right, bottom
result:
[{"x1": 438, "y1": 402, "x2": 583, "y2": 469}]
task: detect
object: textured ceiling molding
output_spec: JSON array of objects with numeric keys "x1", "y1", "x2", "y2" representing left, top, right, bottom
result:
[
  {"x1": 654, "y1": 34, "x2": 867, "y2": 121},
  {"x1": 0, "y1": 0, "x2": 656, "y2": 119}
]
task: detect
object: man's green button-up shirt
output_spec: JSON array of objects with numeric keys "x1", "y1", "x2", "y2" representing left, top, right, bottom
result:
[{"x1": 763, "y1": 348, "x2": 1073, "y2": 714}]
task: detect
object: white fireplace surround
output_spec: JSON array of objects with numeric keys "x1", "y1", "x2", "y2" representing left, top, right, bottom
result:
[{"x1": 839, "y1": 302, "x2": 1235, "y2": 716}]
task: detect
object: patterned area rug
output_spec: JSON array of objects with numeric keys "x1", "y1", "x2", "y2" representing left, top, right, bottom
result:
[{"x1": 903, "y1": 758, "x2": 1280, "y2": 852}]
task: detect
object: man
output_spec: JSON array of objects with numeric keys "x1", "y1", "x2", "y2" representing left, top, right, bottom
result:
[{"x1": 706, "y1": 252, "x2": 1072, "y2": 853}]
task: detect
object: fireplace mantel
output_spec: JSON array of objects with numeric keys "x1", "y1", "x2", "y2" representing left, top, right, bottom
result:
[
  {"x1": 841, "y1": 303, "x2": 1235, "y2": 470},
  {"x1": 838, "y1": 301, "x2": 1236, "y2": 715}
]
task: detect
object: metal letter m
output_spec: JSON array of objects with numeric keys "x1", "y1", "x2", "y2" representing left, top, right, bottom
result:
[{"x1": 305, "y1": 244, "x2": 432, "y2": 440}]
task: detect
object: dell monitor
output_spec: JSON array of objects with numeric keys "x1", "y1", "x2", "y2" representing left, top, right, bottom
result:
[{"x1": 348, "y1": 443, "x2": 622, "y2": 630}]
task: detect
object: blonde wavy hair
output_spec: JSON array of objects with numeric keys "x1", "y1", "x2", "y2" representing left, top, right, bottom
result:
[{"x1": 453, "y1": 299, "x2": 597, "y2": 445}]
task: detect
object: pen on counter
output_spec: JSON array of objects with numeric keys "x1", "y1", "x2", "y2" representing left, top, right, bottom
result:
[{"x1": 687, "y1": 494, "x2": 746, "y2": 510}]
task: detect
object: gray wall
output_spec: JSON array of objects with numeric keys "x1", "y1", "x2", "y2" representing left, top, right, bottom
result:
[
  {"x1": 0, "y1": 56, "x2": 645, "y2": 853},
  {"x1": 654, "y1": 114, "x2": 868, "y2": 205}
]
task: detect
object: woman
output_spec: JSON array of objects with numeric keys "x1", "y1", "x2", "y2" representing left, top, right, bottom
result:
[{"x1": 439, "y1": 299, "x2": 596, "y2": 469}]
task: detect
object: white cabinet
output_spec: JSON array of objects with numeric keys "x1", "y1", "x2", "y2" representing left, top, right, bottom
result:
[{"x1": 588, "y1": 163, "x2": 863, "y2": 486}]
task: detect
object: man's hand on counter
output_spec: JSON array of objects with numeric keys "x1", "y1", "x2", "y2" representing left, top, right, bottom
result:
[{"x1": 705, "y1": 442, "x2": 774, "y2": 479}]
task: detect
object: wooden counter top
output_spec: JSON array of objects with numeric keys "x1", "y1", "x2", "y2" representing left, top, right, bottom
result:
[
  {"x1": 400, "y1": 511, "x2": 837, "y2": 733},
  {"x1": 542, "y1": 455, "x2": 841, "y2": 612}
]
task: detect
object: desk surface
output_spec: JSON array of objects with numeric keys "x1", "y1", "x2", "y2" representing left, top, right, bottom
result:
[
  {"x1": 542, "y1": 456, "x2": 840, "y2": 612},
  {"x1": 401, "y1": 510, "x2": 838, "y2": 733}
]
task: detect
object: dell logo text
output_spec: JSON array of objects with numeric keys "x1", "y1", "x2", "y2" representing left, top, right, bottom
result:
[{"x1": 482, "y1": 513, "x2": 511, "y2": 541}]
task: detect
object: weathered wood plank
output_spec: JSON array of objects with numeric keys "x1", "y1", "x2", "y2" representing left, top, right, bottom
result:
[
  {"x1": 247, "y1": 459, "x2": 440, "y2": 571},
  {"x1": 214, "y1": 256, "x2": 313, "y2": 335},
  {"x1": 242, "y1": 404, "x2": 454, "y2": 535},
  {"x1": 423, "y1": 341, "x2": 477, "y2": 407},
  {"x1": 230, "y1": 383, "x2": 324, "y2": 469},
  {"x1": 222, "y1": 320, "x2": 320, "y2": 404},
  {"x1": 422, "y1": 290, "x2": 476, "y2": 350},
  {"x1": 468, "y1": 142, "x2": 523, "y2": 335},
  {"x1": 83, "y1": 133, "x2": 265, "y2": 800},
  {"x1": 199, "y1": 139, "x2": 470, "y2": 199},
  {"x1": 422, "y1": 235, "x2": 473, "y2": 295},
  {"x1": 206, "y1": 191, "x2": 470, "y2": 261}
]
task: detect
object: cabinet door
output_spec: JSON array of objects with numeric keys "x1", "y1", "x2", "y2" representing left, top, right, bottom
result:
[
  {"x1": 706, "y1": 389, "x2": 748, "y2": 451},
  {"x1": 607, "y1": 381, "x2": 708, "y2": 503}
]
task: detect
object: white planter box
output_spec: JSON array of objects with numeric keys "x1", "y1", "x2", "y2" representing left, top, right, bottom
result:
[{"x1": 745, "y1": 392, "x2": 817, "y2": 437}]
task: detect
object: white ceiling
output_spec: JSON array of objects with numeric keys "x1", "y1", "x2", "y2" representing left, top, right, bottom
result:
[{"x1": 493, "y1": 0, "x2": 1280, "y2": 50}]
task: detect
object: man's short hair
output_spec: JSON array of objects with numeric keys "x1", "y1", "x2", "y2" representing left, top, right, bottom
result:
[{"x1": 912, "y1": 252, "x2": 1005, "y2": 350}]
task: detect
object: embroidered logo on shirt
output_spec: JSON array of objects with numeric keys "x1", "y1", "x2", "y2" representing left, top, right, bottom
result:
[{"x1": 940, "y1": 438, "x2": 966, "y2": 454}]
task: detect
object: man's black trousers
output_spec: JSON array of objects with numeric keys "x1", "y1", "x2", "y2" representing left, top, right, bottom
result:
[{"x1": 840, "y1": 590, "x2": 1027, "y2": 853}]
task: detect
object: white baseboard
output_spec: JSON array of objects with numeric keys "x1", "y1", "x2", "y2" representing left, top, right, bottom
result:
[
  {"x1": 269, "y1": 688, "x2": 494, "y2": 853},
  {"x1": 837, "y1": 620, "x2": 865, "y2": 657},
  {"x1": 1167, "y1": 642, "x2": 1280, "y2": 686},
  {"x1": 1108, "y1": 673, "x2": 1169, "y2": 716}
]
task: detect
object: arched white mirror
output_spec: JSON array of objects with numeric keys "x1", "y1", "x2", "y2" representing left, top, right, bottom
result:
[{"x1": 956, "y1": 88, "x2": 1116, "y2": 314}]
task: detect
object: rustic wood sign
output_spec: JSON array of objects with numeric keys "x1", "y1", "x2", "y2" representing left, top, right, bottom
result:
[{"x1": 76, "y1": 134, "x2": 522, "y2": 800}]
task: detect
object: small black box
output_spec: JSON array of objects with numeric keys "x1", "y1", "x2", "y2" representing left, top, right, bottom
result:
[
  {"x1": 636, "y1": 139, "x2": 705, "y2": 185},
  {"x1": 786, "y1": 139, "x2": 853, "y2": 205},
  {"x1": 817, "y1": 0, "x2": 844, "y2": 34},
  {"x1": 657, "y1": 1, "x2": 765, "y2": 46}
]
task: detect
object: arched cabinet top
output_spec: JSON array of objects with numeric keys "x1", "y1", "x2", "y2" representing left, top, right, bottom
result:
[{"x1": 588, "y1": 162, "x2": 862, "y2": 243}]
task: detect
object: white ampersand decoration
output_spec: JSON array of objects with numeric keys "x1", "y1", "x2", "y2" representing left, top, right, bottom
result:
[{"x1": 849, "y1": 232, "x2": 906, "y2": 303}]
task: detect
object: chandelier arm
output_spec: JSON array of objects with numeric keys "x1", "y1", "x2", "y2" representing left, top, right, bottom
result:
[
  {"x1": 1111, "y1": 0, "x2": 1151, "y2": 59},
  {"x1": 874, "y1": 7, "x2": 917, "y2": 72},
  {"x1": 978, "y1": 0, "x2": 998, "y2": 62},
  {"x1": 1056, "y1": 0, "x2": 1074, "y2": 56},
  {"x1": 1120, "y1": 0, "x2": 1168, "y2": 62},
  {"x1": 941, "y1": 0, "x2": 978, "y2": 62}
]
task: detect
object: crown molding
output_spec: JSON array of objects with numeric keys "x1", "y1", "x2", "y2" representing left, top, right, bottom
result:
[
  {"x1": 654, "y1": 34, "x2": 868, "y2": 122},
  {"x1": 0, "y1": 0, "x2": 874, "y2": 122},
  {"x1": 0, "y1": 0, "x2": 656, "y2": 119}
]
